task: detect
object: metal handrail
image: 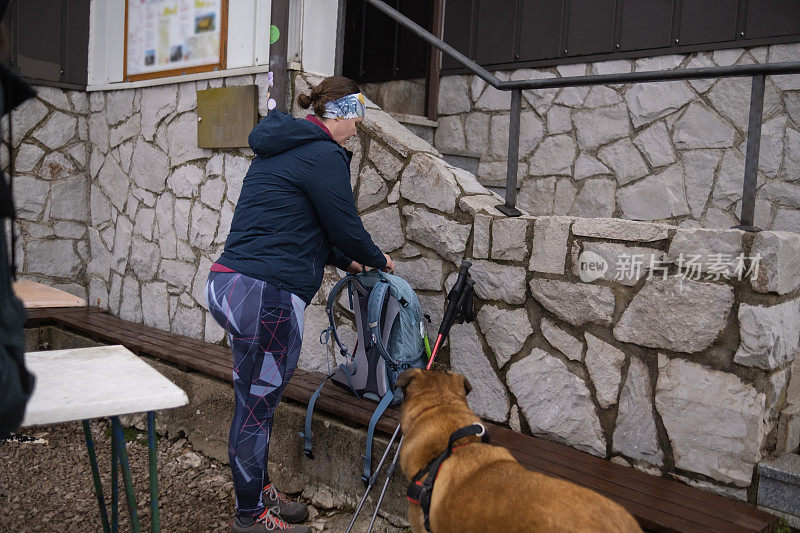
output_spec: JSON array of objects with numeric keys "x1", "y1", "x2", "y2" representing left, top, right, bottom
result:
[{"x1": 363, "y1": 0, "x2": 800, "y2": 227}]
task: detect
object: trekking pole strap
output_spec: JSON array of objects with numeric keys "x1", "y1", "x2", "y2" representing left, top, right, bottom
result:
[{"x1": 438, "y1": 260, "x2": 472, "y2": 337}]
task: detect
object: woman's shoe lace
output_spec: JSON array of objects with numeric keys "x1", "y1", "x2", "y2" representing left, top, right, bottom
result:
[
  {"x1": 258, "y1": 507, "x2": 291, "y2": 531},
  {"x1": 264, "y1": 483, "x2": 291, "y2": 504}
]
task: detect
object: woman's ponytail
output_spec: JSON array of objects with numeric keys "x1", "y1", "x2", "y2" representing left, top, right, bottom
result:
[{"x1": 295, "y1": 76, "x2": 361, "y2": 117}]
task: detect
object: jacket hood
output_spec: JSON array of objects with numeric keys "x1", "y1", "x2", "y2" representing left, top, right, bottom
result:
[{"x1": 248, "y1": 110, "x2": 335, "y2": 158}]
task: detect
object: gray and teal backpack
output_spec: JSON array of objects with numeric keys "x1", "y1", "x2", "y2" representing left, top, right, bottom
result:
[{"x1": 300, "y1": 270, "x2": 428, "y2": 483}]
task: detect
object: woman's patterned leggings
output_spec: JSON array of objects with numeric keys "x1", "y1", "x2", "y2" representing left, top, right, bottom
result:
[{"x1": 206, "y1": 271, "x2": 305, "y2": 518}]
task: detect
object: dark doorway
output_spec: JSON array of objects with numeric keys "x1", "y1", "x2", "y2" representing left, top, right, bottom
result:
[{"x1": 342, "y1": 0, "x2": 432, "y2": 83}]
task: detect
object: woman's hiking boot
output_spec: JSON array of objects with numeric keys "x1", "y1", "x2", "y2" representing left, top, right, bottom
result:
[
  {"x1": 232, "y1": 507, "x2": 311, "y2": 533},
  {"x1": 262, "y1": 483, "x2": 309, "y2": 523}
]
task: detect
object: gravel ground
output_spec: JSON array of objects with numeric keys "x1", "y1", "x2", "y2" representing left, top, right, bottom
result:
[{"x1": 0, "y1": 421, "x2": 406, "y2": 532}]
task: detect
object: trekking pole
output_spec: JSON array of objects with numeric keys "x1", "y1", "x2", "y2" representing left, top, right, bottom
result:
[
  {"x1": 427, "y1": 260, "x2": 474, "y2": 369},
  {"x1": 366, "y1": 434, "x2": 405, "y2": 533},
  {"x1": 346, "y1": 423, "x2": 402, "y2": 533}
]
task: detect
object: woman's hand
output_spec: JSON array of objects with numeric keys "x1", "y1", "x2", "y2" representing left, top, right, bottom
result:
[
  {"x1": 382, "y1": 253, "x2": 395, "y2": 273},
  {"x1": 346, "y1": 261, "x2": 363, "y2": 274}
]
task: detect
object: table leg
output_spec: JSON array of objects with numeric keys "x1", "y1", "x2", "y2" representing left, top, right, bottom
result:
[
  {"x1": 82, "y1": 420, "x2": 111, "y2": 533},
  {"x1": 111, "y1": 425, "x2": 119, "y2": 533},
  {"x1": 111, "y1": 416, "x2": 141, "y2": 533},
  {"x1": 146, "y1": 412, "x2": 160, "y2": 533}
]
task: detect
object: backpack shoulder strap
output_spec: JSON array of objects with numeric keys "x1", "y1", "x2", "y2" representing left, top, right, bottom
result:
[
  {"x1": 324, "y1": 275, "x2": 363, "y2": 360},
  {"x1": 300, "y1": 360, "x2": 362, "y2": 459},
  {"x1": 300, "y1": 371, "x2": 335, "y2": 459},
  {"x1": 365, "y1": 277, "x2": 401, "y2": 367}
]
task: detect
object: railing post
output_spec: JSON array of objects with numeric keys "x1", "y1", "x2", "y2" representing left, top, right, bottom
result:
[
  {"x1": 268, "y1": 0, "x2": 290, "y2": 112},
  {"x1": 739, "y1": 74, "x2": 765, "y2": 231},
  {"x1": 497, "y1": 89, "x2": 523, "y2": 217}
]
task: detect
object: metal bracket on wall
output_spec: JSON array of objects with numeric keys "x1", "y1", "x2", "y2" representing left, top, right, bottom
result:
[{"x1": 196, "y1": 85, "x2": 258, "y2": 148}]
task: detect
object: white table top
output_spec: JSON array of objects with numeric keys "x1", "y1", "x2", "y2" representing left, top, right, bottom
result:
[
  {"x1": 13, "y1": 280, "x2": 86, "y2": 308},
  {"x1": 21, "y1": 345, "x2": 189, "y2": 427}
]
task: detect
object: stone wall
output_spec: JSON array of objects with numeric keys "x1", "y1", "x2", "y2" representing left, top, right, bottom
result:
[
  {"x1": 8, "y1": 68, "x2": 799, "y2": 504},
  {"x1": 6, "y1": 87, "x2": 91, "y2": 297},
  {"x1": 292, "y1": 71, "x2": 800, "y2": 502},
  {"x1": 431, "y1": 43, "x2": 800, "y2": 231}
]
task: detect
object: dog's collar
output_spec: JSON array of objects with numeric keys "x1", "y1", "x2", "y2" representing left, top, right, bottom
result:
[{"x1": 406, "y1": 423, "x2": 490, "y2": 532}]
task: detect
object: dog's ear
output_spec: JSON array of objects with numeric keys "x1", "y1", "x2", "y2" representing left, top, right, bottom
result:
[
  {"x1": 396, "y1": 368, "x2": 422, "y2": 391},
  {"x1": 462, "y1": 375, "x2": 472, "y2": 395}
]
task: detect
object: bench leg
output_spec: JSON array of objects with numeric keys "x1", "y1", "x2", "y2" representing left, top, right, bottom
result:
[
  {"x1": 111, "y1": 416, "x2": 141, "y2": 533},
  {"x1": 111, "y1": 424, "x2": 119, "y2": 533},
  {"x1": 146, "y1": 412, "x2": 160, "y2": 533},
  {"x1": 82, "y1": 420, "x2": 111, "y2": 533}
]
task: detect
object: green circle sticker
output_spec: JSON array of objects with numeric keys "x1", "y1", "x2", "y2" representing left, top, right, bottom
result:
[{"x1": 270, "y1": 25, "x2": 280, "y2": 45}]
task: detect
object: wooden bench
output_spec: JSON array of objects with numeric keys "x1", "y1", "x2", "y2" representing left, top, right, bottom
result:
[{"x1": 25, "y1": 306, "x2": 780, "y2": 533}]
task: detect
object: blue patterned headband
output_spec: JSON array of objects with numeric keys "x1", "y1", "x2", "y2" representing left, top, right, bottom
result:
[{"x1": 322, "y1": 92, "x2": 366, "y2": 119}]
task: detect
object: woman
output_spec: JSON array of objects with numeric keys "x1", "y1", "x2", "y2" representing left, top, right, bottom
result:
[{"x1": 206, "y1": 76, "x2": 394, "y2": 533}]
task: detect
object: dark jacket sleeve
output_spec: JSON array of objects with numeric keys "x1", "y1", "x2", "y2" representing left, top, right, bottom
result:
[
  {"x1": 327, "y1": 246, "x2": 353, "y2": 271},
  {"x1": 305, "y1": 149, "x2": 387, "y2": 270}
]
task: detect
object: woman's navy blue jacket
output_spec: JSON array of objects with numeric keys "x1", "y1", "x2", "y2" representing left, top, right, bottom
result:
[{"x1": 216, "y1": 111, "x2": 386, "y2": 305}]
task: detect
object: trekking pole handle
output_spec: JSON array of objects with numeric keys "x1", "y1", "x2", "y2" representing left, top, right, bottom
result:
[{"x1": 438, "y1": 260, "x2": 473, "y2": 337}]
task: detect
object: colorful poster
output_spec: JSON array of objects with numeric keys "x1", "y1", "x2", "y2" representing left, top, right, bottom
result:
[{"x1": 126, "y1": 0, "x2": 224, "y2": 77}]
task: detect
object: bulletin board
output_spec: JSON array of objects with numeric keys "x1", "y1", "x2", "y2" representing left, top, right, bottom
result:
[{"x1": 124, "y1": 0, "x2": 228, "y2": 82}]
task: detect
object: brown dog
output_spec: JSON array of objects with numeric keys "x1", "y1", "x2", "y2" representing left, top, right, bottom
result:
[{"x1": 395, "y1": 368, "x2": 643, "y2": 533}]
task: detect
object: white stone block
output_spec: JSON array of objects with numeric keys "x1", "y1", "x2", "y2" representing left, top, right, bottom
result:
[
  {"x1": 599, "y1": 138, "x2": 649, "y2": 185},
  {"x1": 656, "y1": 355, "x2": 766, "y2": 486},
  {"x1": 472, "y1": 214, "x2": 491, "y2": 260},
  {"x1": 530, "y1": 278, "x2": 615, "y2": 327},
  {"x1": 674, "y1": 103, "x2": 735, "y2": 149},
  {"x1": 750, "y1": 231, "x2": 800, "y2": 295},
  {"x1": 357, "y1": 165, "x2": 388, "y2": 211},
  {"x1": 613, "y1": 357, "x2": 663, "y2": 466},
  {"x1": 624, "y1": 81, "x2": 694, "y2": 128},
  {"x1": 470, "y1": 260, "x2": 527, "y2": 305},
  {"x1": 529, "y1": 134, "x2": 576, "y2": 176},
  {"x1": 400, "y1": 154, "x2": 459, "y2": 214},
  {"x1": 540, "y1": 317, "x2": 583, "y2": 361},
  {"x1": 613, "y1": 277, "x2": 734, "y2": 353},
  {"x1": 508, "y1": 348, "x2": 606, "y2": 456},
  {"x1": 529, "y1": 216, "x2": 570, "y2": 274},
  {"x1": 362, "y1": 205, "x2": 404, "y2": 253},
  {"x1": 573, "y1": 104, "x2": 630, "y2": 150},
  {"x1": 570, "y1": 178, "x2": 616, "y2": 218},
  {"x1": 450, "y1": 322, "x2": 510, "y2": 422},
  {"x1": 584, "y1": 333, "x2": 626, "y2": 408},
  {"x1": 476, "y1": 304, "x2": 533, "y2": 368},
  {"x1": 617, "y1": 164, "x2": 690, "y2": 220},
  {"x1": 491, "y1": 217, "x2": 530, "y2": 261},
  {"x1": 735, "y1": 299, "x2": 800, "y2": 371},
  {"x1": 633, "y1": 121, "x2": 676, "y2": 168}
]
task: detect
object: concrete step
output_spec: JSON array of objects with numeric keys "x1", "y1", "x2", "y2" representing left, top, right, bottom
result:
[
  {"x1": 757, "y1": 453, "x2": 800, "y2": 527},
  {"x1": 385, "y1": 112, "x2": 485, "y2": 180},
  {"x1": 387, "y1": 112, "x2": 437, "y2": 144},
  {"x1": 440, "y1": 148, "x2": 481, "y2": 177}
]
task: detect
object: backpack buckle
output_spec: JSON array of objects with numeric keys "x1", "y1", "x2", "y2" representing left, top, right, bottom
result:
[{"x1": 320, "y1": 327, "x2": 332, "y2": 345}]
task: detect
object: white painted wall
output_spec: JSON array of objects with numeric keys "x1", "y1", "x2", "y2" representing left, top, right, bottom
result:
[
  {"x1": 87, "y1": 0, "x2": 338, "y2": 88},
  {"x1": 88, "y1": 0, "x2": 274, "y2": 89},
  {"x1": 300, "y1": 0, "x2": 338, "y2": 76}
]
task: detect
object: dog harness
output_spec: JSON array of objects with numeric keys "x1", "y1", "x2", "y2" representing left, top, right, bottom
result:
[{"x1": 406, "y1": 423, "x2": 491, "y2": 532}]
